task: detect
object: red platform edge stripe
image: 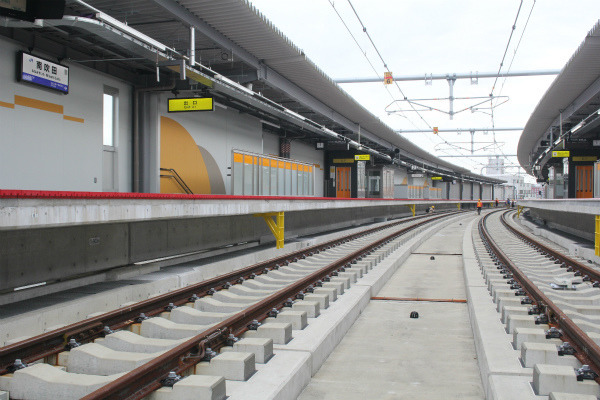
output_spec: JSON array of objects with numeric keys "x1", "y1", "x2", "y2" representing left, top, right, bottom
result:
[{"x1": 0, "y1": 189, "x2": 472, "y2": 202}]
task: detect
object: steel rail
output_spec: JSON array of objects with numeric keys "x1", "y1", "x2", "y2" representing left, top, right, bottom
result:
[
  {"x1": 0, "y1": 211, "x2": 457, "y2": 375},
  {"x1": 479, "y1": 211, "x2": 600, "y2": 379},
  {"x1": 81, "y1": 212, "x2": 454, "y2": 399},
  {"x1": 500, "y1": 212, "x2": 600, "y2": 284}
]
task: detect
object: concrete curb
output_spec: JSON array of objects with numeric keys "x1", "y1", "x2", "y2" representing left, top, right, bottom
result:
[
  {"x1": 219, "y1": 215, "x2": 456, "y2": 400},
  {"x1": 462, "y1": 217, "x2": 538, "y2": 400}
]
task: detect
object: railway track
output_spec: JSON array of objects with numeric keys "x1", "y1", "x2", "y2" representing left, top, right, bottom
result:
[
  {"x1": 477, "y1": 209, "x2": 600, "y2": 396},
  {"x1": 0, "y1": 211, "x2": 459, "y2": 400}
]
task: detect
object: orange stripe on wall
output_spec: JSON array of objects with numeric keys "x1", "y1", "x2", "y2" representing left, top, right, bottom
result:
[
  {"x1": 15, "y1": 95, "x2": 63, "y2": 114},
  {"x1": 0, "y1": 101, "x2": 14, "y2": 109},
  {"x1": 63, "y1": 115, "x2": 84, "y2": 123}
]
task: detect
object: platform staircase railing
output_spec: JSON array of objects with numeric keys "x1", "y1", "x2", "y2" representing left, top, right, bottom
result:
[{"x1": 160, "y1": 168, "x2": 193, "y2": 194}]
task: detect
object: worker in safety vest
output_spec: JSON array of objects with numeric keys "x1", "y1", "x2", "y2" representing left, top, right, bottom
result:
[{"x1": 477, "y1": 199, "x2": 483, "y2": 215}]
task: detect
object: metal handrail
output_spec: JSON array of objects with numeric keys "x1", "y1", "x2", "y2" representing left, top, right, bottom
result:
[{"x1": 160, "y1": 168, "x2": 193, "y2": 194}]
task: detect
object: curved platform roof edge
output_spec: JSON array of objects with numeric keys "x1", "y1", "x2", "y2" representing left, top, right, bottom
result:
[
  {"x1": 2, "y1": 0, "x2": 502, "y2": 185},
  {"x1": 126, "y1": 0, "x2": 502, "y2": 183},
  {"x1": 518, "y1": 20, "x2": 600, "y2": 175},
  {"x1": 212, "y1": 0, "x2": 494, "y2": 179}
]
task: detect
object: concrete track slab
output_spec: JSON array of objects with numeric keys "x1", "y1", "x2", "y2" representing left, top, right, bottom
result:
[{"x1": 299, "y1": 219, "x2": 484, "y2": 399}]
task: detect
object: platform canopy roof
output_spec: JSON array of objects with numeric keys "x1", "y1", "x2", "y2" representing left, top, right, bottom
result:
[
  {"x1": 518, "y1": 20, "x2": 600, "y2": 176},
  {"x1": 1, "y1": 0, "x2": 504, "y2": 184}
]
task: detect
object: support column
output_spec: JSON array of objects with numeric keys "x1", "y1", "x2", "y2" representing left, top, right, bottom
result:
[{"x1": 255, "y1": 212, "x2": 285, "y2": 249}]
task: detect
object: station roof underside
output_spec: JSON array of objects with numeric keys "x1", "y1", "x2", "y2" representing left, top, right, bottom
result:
[
  {"x1": 2, "y1": 0, "x2": 503, "y2": 184},
  {"x1": 518, "y1": 21, "x2": 600, "y2": 175}
]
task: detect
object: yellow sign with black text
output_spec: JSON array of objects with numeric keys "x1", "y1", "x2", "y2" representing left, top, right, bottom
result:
[
  {"x1": 431, "y1": 176, "x2": 443, "y2": 180},
  {"x1": 168, "y1": 97, "x2": 214, "y2": 112},
  {"x1": 354, "y1": 154, "x2": 370, "y2": 161},
  {"x1": 551, "y1": 151, "x2": 570, "y2": 158}
]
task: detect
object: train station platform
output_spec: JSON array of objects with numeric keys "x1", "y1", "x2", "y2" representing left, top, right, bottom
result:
[
  {"x1": 0, "y1": 190, "x2": 478, "y2": 229},
  {"x1": 519, "y1": 199, "x2": 598, "y2": 243},
  {"x1": 0, "y1": 190, "x2": 481, "y2": 303}
]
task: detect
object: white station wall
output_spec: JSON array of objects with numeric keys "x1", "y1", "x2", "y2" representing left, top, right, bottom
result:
[{"x1": 0, "y1": 37, "x2": 132, "y2": 192}]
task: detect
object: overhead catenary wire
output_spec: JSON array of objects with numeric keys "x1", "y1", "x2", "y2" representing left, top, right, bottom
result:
[
  {"x1": 488, "y1": 0, "x2": 533, "y2": 176},
  {"x1": 339, "y1": 0, "x2": 474, "y2": 157},
  {"x1": 345, "y1": 0, "x2": 433, "y2": 130},
  {"x1": 490, "y1": 0, "x2": 524, "y2": 97},
  {"x1": 327, "y1": 0, "x2": 427, "y2": 135},
  {"x1": 497, "y1": 0, "x2": 537, "y2": 98}
]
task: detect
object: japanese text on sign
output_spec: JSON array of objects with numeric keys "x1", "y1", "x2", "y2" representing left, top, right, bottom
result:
[
  {"x1": 19, "y1": 52, "x2": 69, "y2": 94},
  {"x1": 168, "y1": 97, "x2": 214, "y2": 112}
]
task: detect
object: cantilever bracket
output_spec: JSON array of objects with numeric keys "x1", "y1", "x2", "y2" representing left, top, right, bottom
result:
[
  {"x1": 254, "y1": 212, "x2": 285, "y2": 249},
  {"x1": 516, "y1": 205, "x2": 524, "y2": 218},
  {"x1": 406, "y1": 204, "x2": 416, "y2": 217}
]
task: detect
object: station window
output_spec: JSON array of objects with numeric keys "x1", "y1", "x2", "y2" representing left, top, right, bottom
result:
[{"x1": 103, "y1": 89, "x2": 118, "y2": 147}]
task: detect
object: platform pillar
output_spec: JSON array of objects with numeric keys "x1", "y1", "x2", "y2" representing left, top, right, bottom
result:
[{"x1": 255, "y1": 212, "x2": 285, "y2": 249}]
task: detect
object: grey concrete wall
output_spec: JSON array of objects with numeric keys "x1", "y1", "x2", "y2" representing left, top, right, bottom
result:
[
  {"x1": 449, "y1": 182, "x2": 461, "y2": 199},
  {"x1": 482, "y1": 184, "x2": 492, "y2": 200},
  {"x1": 0, "y1": 38, "x2": 133, "y2": 192},
  {"x1": 526, "y1": 208, "x2": 594, "y2": 242},
  {"x1": 0, "y1": 202, "x2": 462, "y2": 292},
  {"x1": 263, "y1": 131, "x2": 279, "y2": 156},
  {"x1": 462, "y1": 182, "x2": 473, "y2": 199}
]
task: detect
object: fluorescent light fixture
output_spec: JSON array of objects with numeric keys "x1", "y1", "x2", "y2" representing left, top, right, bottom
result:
[
  {"x1": 260, "y1": 119, "x2": 280, "y2": 129},
  {"x1": 214, "y1": 74, "x2": 255, "y2": 96},
  {"x1": 284, "y1": 108, "x2": 306, "y2": 121},
  {"x1": 321, "y1": 127, "x2": 339, "y2": 139},
  {"x1": 95, "y1": 13, "x2": 167, "y2": 51},
  {"x1": 571, "y1": 121, "x2": 584, "y2": 133}
]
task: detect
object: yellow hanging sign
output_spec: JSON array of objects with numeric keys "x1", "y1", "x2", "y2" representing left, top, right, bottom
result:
[
  {"x1": 354, "y1": 154, "x2": 370, "y2": 161},
  {"x1": 551, "y1": 151, "x2": 570, "y2": 157},
  {"x1": 168, "y1": 97, "x2": 214, "y2": 112}
]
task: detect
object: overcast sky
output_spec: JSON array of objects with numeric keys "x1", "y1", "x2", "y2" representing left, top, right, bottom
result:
[{"x1": 248, "y1": 0, "x2": 600, "y2": 179}]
